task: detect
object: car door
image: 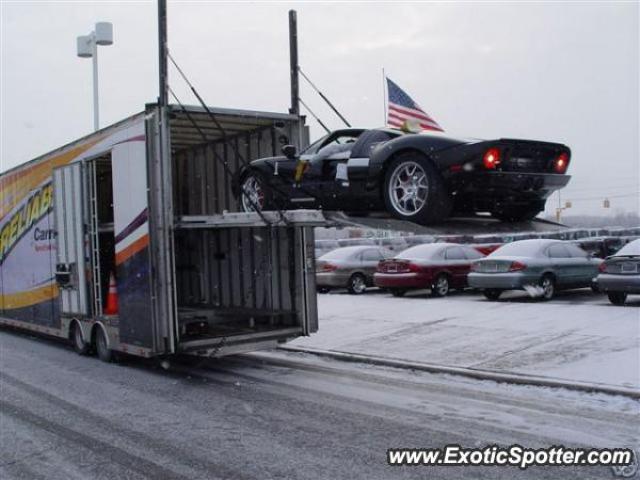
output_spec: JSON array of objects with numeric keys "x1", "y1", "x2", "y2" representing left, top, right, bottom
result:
[
  {"x1": 566, "y1": 244, "x2": 600, "y2": 286},
  {"x1": 546, "y1": 243, "x2": 575, "y2": 287},
  {"x1": 359, "y1": 248, "x2": 385, "y2": 282},
  {"x1": 303, "y1": 131, "x2": 363, "y2": 208},
  {"x1": 443, "y1": 246, "x2": 468, "y2": 288}
]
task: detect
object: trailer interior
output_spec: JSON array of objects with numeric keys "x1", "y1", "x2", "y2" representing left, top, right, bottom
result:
[{"x1": 167, "y1": 106, "x2": 316, "y2": 352}]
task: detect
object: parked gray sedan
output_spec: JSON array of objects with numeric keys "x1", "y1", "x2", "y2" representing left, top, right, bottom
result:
[
  {"x1": 468, "y1": 239, "x2": 602, "y2": 300},
  {"x1": 316, "y1": 246, "x2": 392, "y2": 294},
  {"x1": 596, "y1": 238, "x2": 640, "y2": 305}
]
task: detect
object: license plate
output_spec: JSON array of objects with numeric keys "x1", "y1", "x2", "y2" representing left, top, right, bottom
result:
[
  {"x1": 621, "y1": 262, "x2": 638, "y2": 273},
  {"x1": 388, "y1": 266, "x2": 397, "y2": 273},
  {"x1": 486, "y1": 263, "x2": 498, "y2": 272}
]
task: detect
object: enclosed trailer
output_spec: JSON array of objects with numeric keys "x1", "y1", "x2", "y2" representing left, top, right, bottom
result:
[{"x1": 0, "y1": 103, "x2": 322, "y2": 359}]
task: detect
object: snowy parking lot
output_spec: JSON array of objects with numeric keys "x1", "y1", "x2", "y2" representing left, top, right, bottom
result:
[{"x1": 292, "y1": 288, "x2": 640, "y2": 392}]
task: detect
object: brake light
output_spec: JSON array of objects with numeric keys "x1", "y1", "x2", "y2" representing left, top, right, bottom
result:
[
  {"x1": 408, "y1": 263, "x2": 421, "y2": 273},
  {"x1": 598, "y1": 262, "x2": 607, "y2": 273},
  {"x1": 509, "y1": 261, "x2": 527, "y2": 272},
  {"x1": 483, "y1": 148, "x2": 501, "y2": 170},
  {"x1": 322, "y1": 263, "x2": 338, "y2": 272},
  {"x1": 554, "y1": 152, "x2": 570, "y2": 174}
]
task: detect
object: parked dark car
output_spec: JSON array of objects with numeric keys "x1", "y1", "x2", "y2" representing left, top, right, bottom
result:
[
  {"x1": 374, "y1": 243, "x2": 485, "y2": 297},
  {"x1": 596, "y1": 239, "x2": 640, "y2": 305},
  {"x1": 571, "y1": 236, "x2": 624, "y2": 259},
  {"x1": 316, "y1": 246, "x2": 392, "y2": 294},
  {"x1": 233, "y1": 128, "x2": 571, "y2": 225},
  {"x1": 468, "y1": 239, "x2": 601, "y2": 300}
]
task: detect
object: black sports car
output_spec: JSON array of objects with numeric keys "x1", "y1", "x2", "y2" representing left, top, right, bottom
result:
[{"x1": 232, "y1": 128, "x2": 571, "y2": 225}]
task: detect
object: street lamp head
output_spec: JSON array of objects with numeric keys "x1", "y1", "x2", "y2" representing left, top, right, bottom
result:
[
  {"x1": 95, "y1": 22, "x2": 113, "y2": 46},
  {"x1": 77, "y1": 35, "x2": 93, "y2": 58}
]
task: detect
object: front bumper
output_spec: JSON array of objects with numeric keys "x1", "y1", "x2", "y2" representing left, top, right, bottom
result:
[
  {"x1": 467, "y1": 272, "x2": 539, "y2": 290},
  {"x1": 596, "y1": 274, "x2": 640, "y2": 294}
]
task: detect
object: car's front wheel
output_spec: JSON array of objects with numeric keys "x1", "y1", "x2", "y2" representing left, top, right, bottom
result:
[
  {"x1": 383, "y1": 153, "x2": 451, "y2": 225},
  {"x1": 607, "y1": 292, "x2": 627, "y2": 306},
  {"x1": 431, "y1": 274, "x2": 450, "y2": 297},
  {"x1": 240, "y1": 172, "x2": 270, "y2": 213},
  {"x1": 348, "y1": 273, "x2": 367, "y2": 295},
  {"x1": 540, "y1": 274, "x2": 555, "y2": 301}
]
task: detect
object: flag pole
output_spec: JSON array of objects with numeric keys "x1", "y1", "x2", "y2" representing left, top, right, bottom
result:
[{"x1": 382, "y1": 67, "x2": 387, "y2": 126}]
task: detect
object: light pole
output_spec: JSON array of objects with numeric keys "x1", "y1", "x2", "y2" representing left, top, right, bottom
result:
[{"x1": 77, "y1": 22, "x2": 113, "y2": 131}]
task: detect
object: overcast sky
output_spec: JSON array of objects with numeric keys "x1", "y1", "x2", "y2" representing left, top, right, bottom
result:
[{"x1": 1, "y1": 1, "x2": 638, "y2": 216}]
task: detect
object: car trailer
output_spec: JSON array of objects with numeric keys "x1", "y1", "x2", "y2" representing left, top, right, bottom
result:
[{"x1": 0, "y1": 104, "x2": 323, "y2": 360}]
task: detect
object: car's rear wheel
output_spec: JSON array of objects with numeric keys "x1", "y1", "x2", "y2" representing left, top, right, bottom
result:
[
  {"x1": 431, "y1": 274, "x2": 450, "y2": 297},
  {"x1": 540, "y1": 274, "x2": 555, "y2": 301},
  {"x1": 348, "y1": 273, "x2": 367, "y2": 295},
  {"x1": 607, "y1": 292, "x2": 627, "y2": 306},
  {"x1": 389, "y1": 288, "x2": 407, "y2": 297},
  {"x1": 483, "y1": 289, "x2": 502, "y2": 301},
  {"x1": 383, "y1": 153, "x2": 451, "y2": 225},
  {"x1": 240, "y1": 172, "x2": 270, "y2": 213}
]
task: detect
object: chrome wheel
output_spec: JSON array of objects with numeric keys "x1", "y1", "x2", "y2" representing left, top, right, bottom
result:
[
  {"x1": 432, "y1": 275, "x2": 449, "y2": 297},
  {"x1": 241, "y1": 175, "x2": 265, "y2": 212},
  {"x1": 349, "y1": 274, "x2": 367, "y2": 294},
  {"x1": 541, "y1": 276, "x2": 555, "y2": 300},
  {"x1": 388, "y1": 161, "x2": 429, "y2": 216}
]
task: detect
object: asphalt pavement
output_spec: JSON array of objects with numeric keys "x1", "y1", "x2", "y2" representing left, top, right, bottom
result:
[{"x1": 1, "y1": 329, "x2": 638, "y2": 479}]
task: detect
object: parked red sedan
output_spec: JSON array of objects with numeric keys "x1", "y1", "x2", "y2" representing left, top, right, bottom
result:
[{"x1": 374, "y1": 243, "x2": 485, "y2": 297}]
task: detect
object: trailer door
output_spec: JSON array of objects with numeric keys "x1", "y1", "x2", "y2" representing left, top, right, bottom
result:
[{"x1": 53, "y1": 163, "x2": 90, "y2": 316}]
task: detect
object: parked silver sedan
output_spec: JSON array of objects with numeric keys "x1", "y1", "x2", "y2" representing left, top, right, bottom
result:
[
  {"x1": 316, "y1": 246, "x2": 392, "y2": 294},
  {"x1": 596, "y1": 238, "x2": 640, "y2": 305},
  {"x1": 468, "y1": 239, "x2": 602, "y2": 300}
]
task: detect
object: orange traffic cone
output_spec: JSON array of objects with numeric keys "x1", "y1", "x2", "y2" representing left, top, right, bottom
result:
[{"x1": 104, "y1": 272, "x2": 119, "y2": 315}]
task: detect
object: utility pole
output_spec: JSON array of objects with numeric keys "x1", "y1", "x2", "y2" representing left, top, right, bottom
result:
[{"x1": 288, "y1": 10, "x2": 299, "y2": 116}]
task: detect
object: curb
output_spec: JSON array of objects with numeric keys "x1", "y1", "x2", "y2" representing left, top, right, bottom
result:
[{"x1": 278, "y1": 345, "x2": 640, "y2": 400}]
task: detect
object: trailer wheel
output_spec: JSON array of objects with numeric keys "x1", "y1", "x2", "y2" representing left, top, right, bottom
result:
[
  {"x1": 95, "y1": 325, "x2": 114, "y2": 363},
  {"x1": 70, "y1": 321, "x2": 90, "y2": 355}
]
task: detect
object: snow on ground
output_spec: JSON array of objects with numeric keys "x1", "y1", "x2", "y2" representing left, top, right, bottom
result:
[{"x1": 291, "y1": 288, "x2": 640, "y2": 390}]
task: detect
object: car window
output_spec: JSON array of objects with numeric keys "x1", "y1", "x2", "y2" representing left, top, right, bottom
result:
[
  {"x1": 445, "y1": 247, "x2": 466, "y2": 260},
  {"x1": 566, "y1": 244, "x2": 589, "y2": 258},
  {"x1": 361, "y1": 249, "x2": 383, "y2": 261},
  {"x1": 547, "y1": 244, "x2": 571, "y2": 258},
  {"x1": 463, "y1": 247, "x2": 484, "y2": 260}
]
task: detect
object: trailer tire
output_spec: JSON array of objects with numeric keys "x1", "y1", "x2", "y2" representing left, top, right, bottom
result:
[
  {"x1": 95, "y1": 325, "x2": 114, "y2": 363},
  {"x1": 70, "y1": 321, "x2": 90, "y2": 355}
]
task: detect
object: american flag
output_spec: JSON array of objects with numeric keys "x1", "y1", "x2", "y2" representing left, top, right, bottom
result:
[{"x1": 386, "y1": 77, "x2": 443, "y2": 132}]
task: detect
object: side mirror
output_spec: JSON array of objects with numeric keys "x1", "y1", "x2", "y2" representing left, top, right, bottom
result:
[{"x1": 282, "y1": 144, "x2": 297, "y2": 160}]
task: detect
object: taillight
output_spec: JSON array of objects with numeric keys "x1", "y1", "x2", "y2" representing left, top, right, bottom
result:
[
  {"x1": 322, "y1": 263, "x2": 338, "y2": 272},
  {"x1": 408, "y1": 263, "x2": 421, "y2": 273},
  {"x1": 483, "y1": 148, "x2": 501, "y2": 170},
  {"x1": 509, "y1": 261, "x2": 527, "y2": 272},
  {"x1": 598, "y1": 262, "x2": 607, "y2": 273},
  {"x1": 553, "y1": 152, "x2": 570, "y2": 174}
]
